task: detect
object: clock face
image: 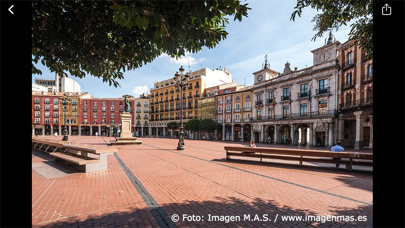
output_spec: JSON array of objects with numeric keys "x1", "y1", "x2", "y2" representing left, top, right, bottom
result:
[
  {"x1": 257, "y1": 75, "x2": 263, "y2": 82},
  {"x1": 319, "y1": 52, "x2": 330, "y2": 62}
]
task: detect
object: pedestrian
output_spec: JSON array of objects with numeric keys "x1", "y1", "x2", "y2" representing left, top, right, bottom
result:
[
  {"x1": 250, "y1": 140, "x2": 256, "y2": 148},
  {"x1": 331, "y1": 141, "x2": 344, "y2": 168},
  {"x1": 284, "y1": 136, "x2": 288, "y2": 145},
  {"x1": 268, "y1": 136, "x2": 271, "y2": 144},
  {"x1": 95, "y1": 132, "x2": 98, "y2": 138},
  {"x1": 289, "y1": 137, "x2": 292, "y2": 146},
  {"x1": 35, "y1": 131, "x2": 38, "y2": 137},
  {"x1": 54, "y1": 132, "x2": 58, "y2": 138}
]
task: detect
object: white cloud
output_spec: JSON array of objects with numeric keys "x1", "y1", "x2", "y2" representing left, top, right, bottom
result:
[
  {"x1": 132, "y1": 85, "x2": 148, "y2": 96},
  {"x1": 159, "y1": 52, "x2": 204, "y2": 67}
]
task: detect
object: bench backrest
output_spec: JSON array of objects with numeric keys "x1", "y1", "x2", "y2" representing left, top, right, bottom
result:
[{"x1": 224, "y1": 146, "x2": 373, "y2": 159}]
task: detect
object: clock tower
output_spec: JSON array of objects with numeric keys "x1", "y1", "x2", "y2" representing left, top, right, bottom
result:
[{"x1": 252, "y1": 55, "x2": 279, "y2": 84}]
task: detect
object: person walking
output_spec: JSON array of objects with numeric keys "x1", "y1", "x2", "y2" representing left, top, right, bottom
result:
[
  {"x1": 331, "y1": 141, "x2": 344, "y2": 167},
  {"x1": 268, "y1": 136, "x2": 271, "y2": 144},
  {"x1": 288, "y1": 137, "x2": 292, "y2": 146},
  {"x1": 284, "y1": 136, "x2": 288, "y2": 145},
  {"x1": 54, "y1": 132, "x2": 58, "y2": 138},
  {"x1": 95, "y1": 132, "x2": 98, "y2": 138},
  {"x1": 35, "y1": 131, "x2": 38, "y2": 137}
]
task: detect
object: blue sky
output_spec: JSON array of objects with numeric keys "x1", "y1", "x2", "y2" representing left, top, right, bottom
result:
[{"x1": 33, "y1": 0, "x2": 354, "y2": 99}]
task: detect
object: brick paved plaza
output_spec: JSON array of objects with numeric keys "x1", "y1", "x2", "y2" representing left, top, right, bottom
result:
[{"x1": 32, "y1": 136, "x2": 372, "y2": 227}]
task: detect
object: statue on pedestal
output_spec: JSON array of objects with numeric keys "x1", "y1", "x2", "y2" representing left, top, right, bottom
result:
[{"x1": 124, "y1": 96, "x2": 130, "y2": 112}]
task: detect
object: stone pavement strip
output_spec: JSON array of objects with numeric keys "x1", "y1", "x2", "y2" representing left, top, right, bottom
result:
[{"x1": 32, "y1": 136, "x2": 373, "y2": 227}]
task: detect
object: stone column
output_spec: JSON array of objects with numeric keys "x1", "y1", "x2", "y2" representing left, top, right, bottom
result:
[
  {"x1": 148, "y1": 126, "x2": 151, "y2": 136},
  {"x1": 328, "y1": 122, "x2": 333, "y2": 147},
  {"x1": 231, "y1": 124, "x2": 234, "y2": 141},
  {"x1": 290, "y1": 124, "x2": 294, "y2": 146},
  {"x1": 337, "y1": 114, "x2": 345, "y2": 143},
  {"x1": 32, "y1": 126, "x2": 35, "y2": 136},
  {"x1": 250, "y1": 125, "x2": 254, "y2": 141},
  {"x1": 59, "y1": 126, "x2": 62, "y2": 136},
  {"x1": 222, "y1": 123, "x2": 225, "y2": 141},
  {"x1": 309, "y1": 123, "x2": 314, "y2": 147},
  {"x1": 240, "y1": 125, "x2": 244, "y2": 141},
  {"x1": 369, "y1": 116, "x2": 373, "y2": 148},
  {"x1": 353, "y1": 111, "x2": 364, "y2": 149},
  {"x1": 260, "y1": 124, "x2": 264, "y2": 143},
  {"x1": 156, "y1": 127, "x2": 158, "y2": 136},
  {"x1": 90, "y1": 126, "x2": 93, "y2": 135},
  {"x1": 69, "y1": 125, "x2": 72, "y2": 135},
  {"x1": 274, "y1": 125, "x2": 278, "y2": 144},
  {"x1": 171, "y1": 128, "x2": 174, "y2": 138},
  {"x1": 163, "y1": 127, "x2": 166, "y2": 137},
  {"x1": 99, "y1": 126, "x2": 101, "y2": 136},
  {"x1": 42, "y1": 125, "x2": 45, "y2": 135},
  {"x1": 51, "y1": 125, "x2": 53, "y2": 135},
  {"x1": 79, "y1": 126, "x2": 81, "y2": 136}
]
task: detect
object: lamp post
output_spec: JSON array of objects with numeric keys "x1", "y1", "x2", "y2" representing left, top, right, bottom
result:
[
  {"x1": 173, "y1": 66, "x2": 190, "y2": 150},
  {"x1": 59, "y1": 93, "x2": 71, "y2": 141}
]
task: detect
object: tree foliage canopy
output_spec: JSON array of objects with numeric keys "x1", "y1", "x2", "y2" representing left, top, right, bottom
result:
[
  {"x1": 199, "y1": 119, "x2": 217, "y2": 131},
  {"x1": 32, "y1": 0, "x2": 250, "y2": 87},
  {"x1": 185, "y1": 119, "x2": 200, "y2": 131},
  {"x1": 290, "y1": 0, "x2": 372, "y2": 57},
  {"x1": 167, "y1": 121, "x2": 179, "y2": 130}
]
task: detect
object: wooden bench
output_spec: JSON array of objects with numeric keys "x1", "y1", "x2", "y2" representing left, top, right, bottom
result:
[
  {"x1": 224, "y1": 146, "x2": 373, "y2": 172},
  {"x1": 32, "y1": 139, "x2": 117, "y2": 173}
]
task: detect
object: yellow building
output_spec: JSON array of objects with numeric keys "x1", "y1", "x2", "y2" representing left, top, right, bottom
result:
[
  {"x1": 149, "y1": 67, "x2": 232, "y2": 137},
  {"x1": 134, "y1": 93, "x2": 150, "y2": 136},
  {"x1": 59, "y1": 92, "x2": 91, "y2": 135},
  {"x1": 231, "y1": 86, "x2": 253, "y2": 141}
]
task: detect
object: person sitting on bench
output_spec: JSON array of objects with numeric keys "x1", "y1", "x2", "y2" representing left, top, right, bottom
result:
[{"x1": 331, "y1": 141, "x2": 344, "y2": 167}]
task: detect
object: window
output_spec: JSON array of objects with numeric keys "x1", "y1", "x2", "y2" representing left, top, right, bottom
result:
[
  {"x1": 102, "y1": 107, "x2": 106, "y2": 112},
  {"x1": 84, "y1": 101, "x2": 87, "y2": 106},
  {"x1": 45, "y1": 105, "x2": 50, "y2": 110},
  {"x1": 224, "y1": 89, "x2": 231, "y2": 94},
  {"x1": 35, "y1": 98, "x2": 40, "y2": 103},
  {"x1": 226, "y1": 105, "x2": 231, "y2": 112},
  {"x1": 53, "y1": 119, "x2": 58, "y2": 124},
  {"x1": 83, "y1": 119, "x2": 88, "y2": 124},
  {"x1": 53, "y1": 112, "x2": 58, "y2": 117},
  {"x1": 111, "y1": 120, "x2": 115, "y2": 124},
  {"x1": 45, "y1": 119, "x2": 50, "y2": 124},
  {"x1": 268, "y1": 91, "x2": 274, "y2": 101},
  {"x1": 35, "y1": 105, "x2": 40, "y2": 110},
  {"x1": 226, "y1": 114, "x2": 231, "y2": 122},
  {"x1": 35, "y1": 118, "x2": 40, "y2": 124},
  {"x1": 94, "y1": 101, "x2": 97, "y2": 106},
  {"x1": 84, "y1": 113, "x2": 88, "y2": 118},
  {"x1": 137, "y1": 108, "x2": 141, "y2": 113},
  {"x1": 245, "y1": 102, "x2": 251, "y2": 111},
  {"x1": 300, "y1": 104, "x2": 308, "y2": 116},
  {"x1": 102, "y1": 119, "x2": 106, "y2": 124},
  {"x1": 182, "y1": 102, "x2": 186, "y2": 109},
  {"x1": 111, "y1": 101, "x2": 115, "y2": 106},
  {"x1": 144, "y1": 102, "x2": 148, "y2": 107},
  {"x1": 53, "y1": 106, "x2": 58, "y2": 111},
  {"x1": 111, "y1": 113, "x2": 115, "y2": 118},
  {"x1": 235, "y1": 104, "x2": 240, "y2": 111},
  {"x1": 72, "y1": 99, "x2": 77, "y2": 105},
  {"x1": 283, "y1": 88, "x2": 289, "y2": 100},
  {"x1": 236, "y1": 95, "x2": 240, "y2": 102},
  {"x1": 246, "y1": 94, "x2": 250, "y2": 101},
  {"x1": 245, "y1": 113, "x2": 251, "y2": 121},
  {"x1": 45, "y1": 112, "x2": 50, "y2": 117},
  {"x1": 318, "y1": 100, "x2": 327, "y2": 115},
  {"x1": 72, "y1": 106, "x2": 77, "y2": 112},
  {"x1": 257, "y1": 94, "x2": 262, "y2": 103},
  {"x1": 319, "y1": 79, "x2": 328, "y2": 94},
  {"x1": 44, "y1": 98, "x2": 50, "y2": 104},
  {"x1": 268, "y1": 108, "x2": 274, "y2": 118},
  {"x1": 93, "y1": 107, "x2": 97, "y2": 111},
  {"x1": 195, "y1": 100, "x2": 198, "y2": 108},
  {"x1": 346, "y1": 73, "x2": 352, "y2": 85},
  {"x1": 235, "y1": 114, "x2": 240, "y2": 120},
  {"x1": 368, "y1": 64, "x2": 373, "y2": 77},
  {"x1": 35, "y1": 111, "x2": 40, "y2": 117},
  {"x1": 102, "y1": 113, "x2": 106, "y2": 118},
  {"x1": 103, "y1": 101, "x2": 106, "y2": 106},
  {"x1": 347, "y1": 52, "x2": 353, "y2": 64},
  {"x1": 93, "y1": 113, "x2": 97, "y2": 118},
  {"x1": 218, "y1": 115, "x2": 222, "y2": 122},
  {"x1": 218, "y1": 106, "x2": 222, "y2": 113},
  {"x1": 53, "y1": 98, "x2": 58, "y2": 104},
  {"x1": 283, "y1": 106, "x2": 290, "y2": 118},
  {"x1": 257, "y1": 109, "x2": 261, "y2": 119},
  {"x1": 72, "y1": 112, "x2": 77, "y2": 117},
  {"x1": 300, "y1": 84, "x2": 308, "y2": 96}
]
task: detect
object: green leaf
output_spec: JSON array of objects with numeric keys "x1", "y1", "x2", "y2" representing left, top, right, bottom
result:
[
  {"x1": 143, "y1": 16, "x2": 149, "y2": 30},
  {"x1": 136, "y1": 16, "x2": 143, "y2": 29}
]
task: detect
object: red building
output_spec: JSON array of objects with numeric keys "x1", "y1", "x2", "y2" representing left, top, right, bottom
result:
[
  {"x1": 80, "y1": 95, "x2": 135, "y2": 136},
  {"x1": 215, "y1": 85, "x2": 239, "y2": 140}
]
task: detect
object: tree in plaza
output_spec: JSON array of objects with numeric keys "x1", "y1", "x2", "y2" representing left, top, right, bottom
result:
[
  {"x1": 199, "y1": 119, "x2": 217, "y2": 140},
  {"x1": 290, "y1": 0, "x2": 372, "y2": 58},
  {"x1": 32, "y1": 0, "x2": 250, "y2": 87},
  {"x1": 184, "y1": 119, "x2": 200, "y2": 139},
  {"x1": 167, "y1": 121, "x2": 179, "y2": 138}
]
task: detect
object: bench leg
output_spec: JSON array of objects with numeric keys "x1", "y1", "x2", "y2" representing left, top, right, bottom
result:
[
  {"x1": 38, "y1": 144, "x2": 44, "y2": 150},
  {"x1": 83, "y1": 154, "x2": 108, "y2": 173},
  {"x1": 44, "y1": 145, "x2": 51, "y2": 153},
  {"x1": 300, "y1": 155, "x2": 303, "y2": 167},
  {"x1": 347, "y1": 158, "x2": 353, "y2": 172},
  {"x1": 260, "y1": 154, "x2": 262, "y2": 163},
  {"x1": 226, "y1": 150, "x2": 230, "y2": 160}
]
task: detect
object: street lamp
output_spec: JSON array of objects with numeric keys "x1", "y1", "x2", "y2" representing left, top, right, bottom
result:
[
  {"x1": 173, "y1": 66, "x2": 190, "y2": 150},
  {"x1": 59, "y1": 93, "x2": 71, "y2": 141}
]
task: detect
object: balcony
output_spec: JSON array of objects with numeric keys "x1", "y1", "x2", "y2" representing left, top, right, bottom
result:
[
  {"x1": 244, "y1": 118, "x2": 251, "y2": 122},
  {"x1": 176, "y1": 89, "x2": 180, "y2": 93},
  {"x1": 154, "y1": 101, "x2": 158, "y2": 104},
  {"x1": 342, "y1": 58, "x2": 356, "y2": 70},
  {"x1": 234, "y1": 119, "x2": 241, "y2": 123},
  {"x1": 298, "y1": 93, "x2": 307, "y2": 98},
  {"x1": 144, "y1": 123, "x2": 148, "y2": 127},
  {"x1": 361, "y1": 73, "x2": 373, "y2": 84},
  {"x1": 136, "y1": 110, "x2": 141, "y2": 113},
  {"x1": 234, "y1": 109, "x2": 241, "y2": 112},
  {"x1": 160, "y1": 93, "x2": 163, "y2": 96},
  {"x1": 176, "y1": 117, "x2": 180, "y2": 120},
  {"x1": 188, "y1": 86, "x2": 193, "y2": 90},
  {"x1": 165, "y1": 109, "x2": 169, "y2": 112},
  {"x1": 244, "y1": 107, "x2": 251, "y2": 111},
  {"x1": 217, "y1": 120, "x2": 223, "y2": 123},
  {"x1": 175, "y1": 98, "x2": 180, "y2": 101},
  {"x1": 144, "y1": 110, "x2": 149, "y2": 113},
  {"x1": 150, "y1": 118, "x2": 155, "y2": 121},
  {"x1": 255, "y1": 100, "x2": 263, "y2": 106},
  {"x1": 170, "y1": 117, "x2": 174, "y2": 120},
  {"x1": 170, "y1": 90, "x2": 174, "y2": 94},
  {"x1": 194, "y1": 94, "x2": 200, "y2": 98},
  {"x1": 44, "y1": 101, "x2": 50, "y2": 104},
  {"x1": 155, "y1": 93, "x2": 159, "y2": 97},
  {"x1": 165, "y1": 92, "x2": 168, "y2": 95},
  {"x1": 339, "y1": 97, "x2": 373, "y2": 110},
  {"x1": 226, "y1": 109, "x2": 231, "y2": 113},
  {"x1": 144, "y1": 116, "x2": 149, "y2": 120},
  {"x1": 280, "y1": 96, "x2": 290, "y2": 101},
  {"x1": 316, "y1": 87, "x2": 330, "y2": 95},
  {"x1": 170, "y1": 108, "x2": 174, "y2": 111},
  {"x1": 188, "y1": 106, "x2": 193, "y2": 109},
  {"x1": 245, "y1": 97, "x2": 250, "y2": 101},
  {"x1": 195, "y1": 84, "x2": 200, "y2": 88},
  {"x1": 169, "y1": 99, "x2": 174, "y2": 102},
  {"x1": 159, "y1": 100, "x2": 163, "y2": 103},
  {"x1": 176, "y1": 107, "x2": 180, "y2": 110},
  {"x1": 187, "y1": 95, "x2": 193, "y2": 99},
  {"x1": 149, "y1": 110, "x2": 154, "y2": 114},
  {"x1": 151, "y1": 94, "x2": 154, "y2": 98},
  {"x1": 342, "y1": 83, "x2": 354, "y2": 90},
  {"x1": 137, "y1": 104, "x2": 141, "y2": 107},
  {"x1": 164, "y1": 100, "x2": 169, "y2": 103},
  {"x1": 34, "y1": 100, "x2": 40, "y2": 104}
]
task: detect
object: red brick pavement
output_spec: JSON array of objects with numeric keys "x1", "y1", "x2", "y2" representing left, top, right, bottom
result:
[{"x1": 32, "y1": 136, "x2": 373, "y2": 227}]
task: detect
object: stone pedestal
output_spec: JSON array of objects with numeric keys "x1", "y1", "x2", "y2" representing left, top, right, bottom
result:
[{"x1": 110, "y1": 112, "x2": 142, "y2": 145}]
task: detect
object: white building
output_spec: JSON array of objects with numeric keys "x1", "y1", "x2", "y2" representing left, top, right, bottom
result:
[
  {"x1": 33, "y1": 73, "x2": 81, "y2": 93},
  {"x1": 250, "y1": 33, "x2": 341, "y2": 147},
  {"x1": 32, "y1": 83, "x2": 49, "y2": 92}
]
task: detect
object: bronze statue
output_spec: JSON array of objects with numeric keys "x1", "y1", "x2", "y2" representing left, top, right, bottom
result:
[{"x1": 124, "y1": 96, "x2": 130, "y2": 112}]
